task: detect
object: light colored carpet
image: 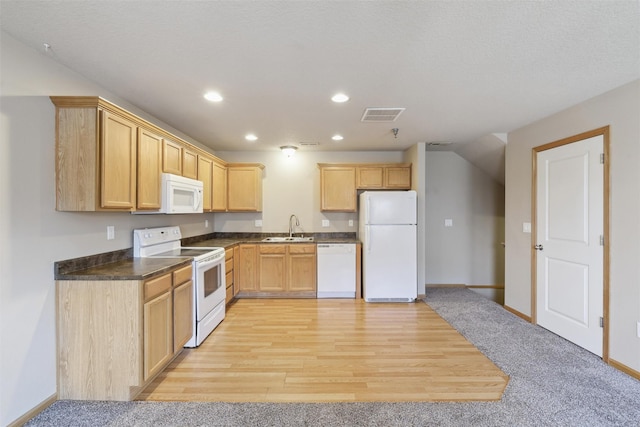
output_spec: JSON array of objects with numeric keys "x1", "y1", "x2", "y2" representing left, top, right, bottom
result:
[{"x1": 26, "y1": 288, "x2": 640, "y2": 426}]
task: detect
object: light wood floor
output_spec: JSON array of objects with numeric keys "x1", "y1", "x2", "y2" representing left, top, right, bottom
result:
[{"x1": 138, "y1": 299, "x2": 509, "y2": 402}]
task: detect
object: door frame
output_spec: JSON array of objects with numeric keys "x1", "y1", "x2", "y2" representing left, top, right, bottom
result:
[{"x1": 531, "y1": 126, "x2": 610, "y2": 361}]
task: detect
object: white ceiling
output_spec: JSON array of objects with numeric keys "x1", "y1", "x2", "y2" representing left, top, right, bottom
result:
[{"x1": 1, "y1": 1, "x2": 639, "y2": 154}]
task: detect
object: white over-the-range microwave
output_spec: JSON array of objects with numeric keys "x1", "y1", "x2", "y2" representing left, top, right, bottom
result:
[{"x1": 134, "y1": 173, "x2": 203, "y2": 214}]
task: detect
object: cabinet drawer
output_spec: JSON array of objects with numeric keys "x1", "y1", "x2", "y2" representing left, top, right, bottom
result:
[
  {"x1": 225, "y1": 258, "x2": 234, "y2": 274},
  {"x1": 144, "y1": 273, "x2": 172, "y2": 301},
  {"x1": 289, "y1": 244, "x2": 316, "y2": 254},
  {"x1": 259, "y1": 244, "x2": 286, "y2": 254},
  {"x1": 225, "y1": 248, "x2": 234, "y2": 261},
  {"x1": 172, "y1": 264, "x2": 193, "y2": 285},
  {"x1": 226, "y1": 271, "x2": 234, "y2": 287}
]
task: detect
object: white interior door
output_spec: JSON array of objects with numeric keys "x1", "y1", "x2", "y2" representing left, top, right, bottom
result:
[{"x1": 535, "y1": 135, "x2": 604, "y2": 356}]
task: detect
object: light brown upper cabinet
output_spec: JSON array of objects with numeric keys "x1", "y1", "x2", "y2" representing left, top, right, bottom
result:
[
  {"x1": 227, "y1": 164, "x2": 264, "y2": 212},
  {"x1": 137, "y1": 127, "x2": 162, "y2": 210},
  {"x1": 197, "y1": 155, "x2": 213, "y2": 211},
  {"x1": 162, "y1": 139, "x2": 183, "y2": 176},
  {"x1": 383, "y1": 165, "x2": 412, "y2": 188},
  {"x1": 319, "y1": 165, "x2": 357, "y2": 212},
  {"x1": 100, "y1": 111, "x2": 137, "y2": 209},
  {"x1": 182, "y1": 148, "x2": 198, "y2": 180},
  {"x1": 212, "y1": 160, "x2": 228, "y2": 212},
  {"x1": 356, "y1": 166, "x2": 384, "y2": 189},
  {"x1": 319, "y1": 163, "x2": 412, "y2": 212},
  {"x1": 356, "y1": 164, "x2": 411, "y2": 189},
  {"x1": 52, "y1": 96, "x2": 140, "y2": 211},
  {"x1": 51, "y1": 96, "x2": 239, "y2": 212}
]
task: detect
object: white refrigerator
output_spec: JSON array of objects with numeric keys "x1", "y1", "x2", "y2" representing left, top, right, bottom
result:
[{"x1": 359, "y1": 191, "x2": 417, "y2": 302}]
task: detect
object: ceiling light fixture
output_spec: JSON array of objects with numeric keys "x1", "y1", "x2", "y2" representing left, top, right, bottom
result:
[
  {"x1": 204, "y1": 91, "x2": 223, "y2": 102},
  {"x1": 392, "y1": 128, "x2": 399, "y2": 139},
  {"x1": 331, "y1": 93, "x2": 349, "y2": 103},
  {"x1": 280, "y1": 145, "x2": 298, "y2": 157},
  {"x1": 332, "y1": 134, "x2": 344, "y2": 141},
  {"x1": 245, "y1": 134, "x2": 258, "y2": 141}
]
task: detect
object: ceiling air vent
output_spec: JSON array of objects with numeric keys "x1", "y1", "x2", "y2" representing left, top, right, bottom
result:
[
  {"x1": 361, "y1": 108, "x2": 405, "y2": 122},
  {"x1": 426, "y1": 141, "x2": 452, "y2": 146},
  {"x1": 299, "y1": 141, "x2": 319, "y2": 146}
]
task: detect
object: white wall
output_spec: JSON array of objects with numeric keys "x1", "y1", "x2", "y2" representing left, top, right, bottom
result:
[
  {"x1": 0, "y1": 32, "x2": 217, "y2": 426},
  {"x1": 404, "y1": 143, "x2": 427, "y2": 294},
  {"x1": 425, "y1": 151, "x2": 505, "y2": 286},
  {"x1": 505, "y1": 79, "x2": 640, "y2": 373},
  {"x1": 214, "y1": 150, "x2": 405, "y2": 233}
]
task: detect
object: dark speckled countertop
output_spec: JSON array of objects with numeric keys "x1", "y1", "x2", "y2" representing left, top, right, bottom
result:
[
  {"x1": 183, "y1": 232, "x2": 360, "y2": 249},
  {"x1": 54, "y1": 248, "x2": 192, "y2": 281},
  {"x1": 54, "y1": 232, "x2": 359, "y2": 281}
]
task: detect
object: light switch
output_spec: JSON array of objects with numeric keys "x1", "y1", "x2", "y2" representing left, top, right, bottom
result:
[
  {"x1": 254, "y1": 219, "x2": 262, "y2": 227},
  {"x1": 523, "y1": 222, "x2": 532, "y2": 233},
  {"x1": 322, "y1": 220, "x2": 330, "y2": 227},
  {"x1": 106, "y1": 226, "x2": 115, "y2": 240},
  {"x1": 444, "y1": 219, "x2": 453, "y2": 227},
  {"x1": 205, "y1": 220, "x2": 209, "y2": 228},
  {"x1": 348, "y1": 220, "x2": 354, "y2": 227}
]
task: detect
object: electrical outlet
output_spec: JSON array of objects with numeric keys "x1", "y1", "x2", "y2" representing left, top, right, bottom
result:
[
  {"x1": 322, "y1": 220, "x2": 330, "y2": 227},
  {"x1": 106, "y1": 226, "x2": 115, "y2": 240},
  {"x1": 205, "y1": 220, "x2": 209, "y2": 228},
  {"x1": 637, "y1": 321, "x2": 640, "y2": 338},
  {"x1": 255, "y1": 219, "x2": 262, "y2": 227},
  {"x1": 348, "y1": 219, "x2": 354, "y2": 227},
  {"x1": 444, "y1": 219, "x2": 453, "y2": 227}
]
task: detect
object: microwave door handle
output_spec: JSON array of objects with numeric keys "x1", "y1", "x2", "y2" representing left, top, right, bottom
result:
[{"x1": 194, "y1": 189, "x2": 201, "y2": 210}]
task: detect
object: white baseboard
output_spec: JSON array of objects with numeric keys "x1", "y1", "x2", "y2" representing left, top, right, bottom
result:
[{"x1": 7, "y1": 393, "x2": 56, "y2": 427}]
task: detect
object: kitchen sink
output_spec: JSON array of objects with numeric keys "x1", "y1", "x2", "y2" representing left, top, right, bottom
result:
[{"x1": 262, "y1": 236, "x2": 315, "y2": 242}]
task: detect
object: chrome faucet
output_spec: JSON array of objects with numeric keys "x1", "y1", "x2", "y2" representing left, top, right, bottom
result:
[{"x1": 289, "y1": 214, "x2": 300, "y2": 238}]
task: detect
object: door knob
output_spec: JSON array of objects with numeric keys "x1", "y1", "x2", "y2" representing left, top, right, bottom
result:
[{"x1": 534, "y1": 244, "x2": 544, "y2": 251}]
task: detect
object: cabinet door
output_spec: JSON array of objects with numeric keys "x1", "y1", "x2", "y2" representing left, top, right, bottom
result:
[
  {"x1": 100, "y1": 110, "x2": 137, "y2": 209},
  {"x1": 227, "y1": 166, "x2": 262, "y2": 211},
  {"x1": 320, "y1": 166, "x2": 356, "y2": 212},
  {"x1": 137, "y1": 128, "x2": 162, "y2": 210},
  {"x1": 162, "y1": 139, "x2": 182, "y2": 175},
  {"x1": 212, "y1": 161, "x2": 228, "y2": 212},
  {"x1": 384, "y1": 166, "x2": 411, "y2": 189},
  {"x1": 173, "y1": 280, "x2": 193, "y2": 352},
  {"x1": 182, "y1": 148, "x2": 198, "y2": 179},
  {"x1": 237, "y1": 244, "x2": 258, "y2": 291},
  {"x1": 258, "y1": 245, "x2": 287, "y2": 291},
  {"x1": 233, "y1": 246, "x2": 241, "y2": 296},
  {"x1": 143, "y1": 291, "x2": 172, "y2": 381},
  {"x1": 198, "y1": 155, "x2": 213, "y2": 211},
  {"x1": 357, "y1": 166, "x2": 384, "y2": 189},
  {"x1": 288, "y1": 245, "x2": 317, "y2": 292}
]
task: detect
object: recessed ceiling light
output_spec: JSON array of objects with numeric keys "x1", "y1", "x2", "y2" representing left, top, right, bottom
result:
[
  {"x1": 332, "y1": 134, "x2": 344, "y2": 141},
  {"x1": 331, "y1": 93, "x2": 349, "y2": 103},
  {"x1": 204, "y1": 91, "x2": 223, "y2": 102},
  {"x1": 245, "y1": 134, "x2": 258, "y2": 141}
]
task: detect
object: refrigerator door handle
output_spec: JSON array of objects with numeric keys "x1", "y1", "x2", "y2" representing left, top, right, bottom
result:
[
  {"x1": 366, "y1": 226, "x2": 371, "y2": 253},
  {"x1": 366, "y1": 197, "x2": 371, "y2": 225}
]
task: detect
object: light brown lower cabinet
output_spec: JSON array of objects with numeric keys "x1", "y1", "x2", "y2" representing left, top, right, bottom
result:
[
  {"x1": 237, "y1": 243, "x2": 316, "y2": 297},
  {"x1": 56, "y1": 263, "x2": 193, "y2": 401},
  {"x1": 224, "y1": 247, "x2": 235, "y2": 304},
  {"x1": 144, "y1": 290, "x2": 173, "y2": 381}
]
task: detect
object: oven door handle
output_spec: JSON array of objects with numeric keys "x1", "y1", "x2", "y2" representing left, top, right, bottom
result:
[{"x1": 197, "y1": 256, "x2": 223, "y2": 269}]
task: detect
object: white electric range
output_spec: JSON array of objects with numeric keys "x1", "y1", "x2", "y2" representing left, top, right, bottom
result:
[{"x1": 133, "y1": 226, "x2": 225, "y2": 347}]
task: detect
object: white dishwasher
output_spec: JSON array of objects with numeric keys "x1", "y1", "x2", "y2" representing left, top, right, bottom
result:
[{"x1": 317, "y1": 243, "x2": 356, "y2": 298}]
